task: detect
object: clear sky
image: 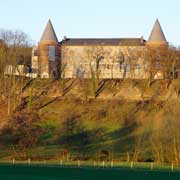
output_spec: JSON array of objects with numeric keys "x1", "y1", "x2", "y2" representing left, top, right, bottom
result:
[{"x1": 0, "y1": 0, "x2": 179, "y2": 46}]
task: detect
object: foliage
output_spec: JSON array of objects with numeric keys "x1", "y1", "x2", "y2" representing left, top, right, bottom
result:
[{"x1": 0, "y1": 112, "x2": 44, "y2": 152}]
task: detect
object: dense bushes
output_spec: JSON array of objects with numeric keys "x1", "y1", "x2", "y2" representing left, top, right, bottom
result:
[{"x1": 0, "y1": 112, "x2": 44, "y2": 152}]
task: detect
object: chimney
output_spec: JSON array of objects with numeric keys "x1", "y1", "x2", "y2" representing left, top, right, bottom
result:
[
  {"x1": 140, "y1": 36, "x2": 144, "y2": 44},
  {"x1": 63, "y1": 36, "x2": 67, "y2": 41}
]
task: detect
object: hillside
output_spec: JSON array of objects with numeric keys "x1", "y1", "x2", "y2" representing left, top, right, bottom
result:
[{"x1": 0, "y1": 78, "x2": 180, "y2": 163}]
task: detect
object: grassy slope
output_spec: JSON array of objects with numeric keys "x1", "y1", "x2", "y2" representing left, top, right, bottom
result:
[
  {"x1": 1, "y1": 78, "x2": 180, "y2": 160},
  {"x1": 25, "y1": 79, "x2": 170, "y2": 159},
  {"x1": 36, "y1": 97, "x2": 163, "y2": 159}
]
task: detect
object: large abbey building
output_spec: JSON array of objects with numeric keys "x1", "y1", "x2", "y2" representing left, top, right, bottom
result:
[{"x1": 31, "y1": 19, "x2": 168, "y2": 79}]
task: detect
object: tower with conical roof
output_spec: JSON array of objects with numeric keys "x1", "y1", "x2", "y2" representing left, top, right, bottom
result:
[
  {"x1": 38, "y1": 19, "x2": 60, "y2": 78},
  {"x1": 146, "y1": 19, "x2": 168, "y2": 48}
]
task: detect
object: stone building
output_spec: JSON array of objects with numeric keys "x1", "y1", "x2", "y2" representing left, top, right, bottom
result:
[
  {"x1": 30, "y1": 46, "x2": 39, "y2": 78},
  {"x1": 32, "y1": 19, "x2": 168, "y2": 79}
]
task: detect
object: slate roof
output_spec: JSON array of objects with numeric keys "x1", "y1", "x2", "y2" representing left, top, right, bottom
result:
[
  {"x1": 60, "y1": 38, "x2": 146, "y2": 46},
  {"x1": 40, "y1": 19, "x2": 58, "y2": 42},
  {"x1": 148, "y1": 19, "x2": 167, "y2": 43}
]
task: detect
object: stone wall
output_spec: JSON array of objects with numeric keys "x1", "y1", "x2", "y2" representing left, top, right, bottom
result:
[{"x1": 61, "y1": 45, "x2": 149, "y2": 79}]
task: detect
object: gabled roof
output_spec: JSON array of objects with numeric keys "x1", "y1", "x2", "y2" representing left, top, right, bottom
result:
[
  {"x1": 148, "y1": 19, "x2": 167, "y2": 43},
  {"x1": 60, "y1": 38, "x2": 146, "y2": 46},
  {"x1": 40, "y1": 19, "x2": 58, "y2": 42}
]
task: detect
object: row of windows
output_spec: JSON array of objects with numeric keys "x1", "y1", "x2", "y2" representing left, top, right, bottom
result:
[
  {"x1": 70, "y1": 71, "x2": 144, "y2": 78},
  {"x1": 65, "y1": 63, "x2": 142, "y2": 71}
]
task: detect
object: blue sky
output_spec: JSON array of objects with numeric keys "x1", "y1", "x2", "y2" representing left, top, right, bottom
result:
[{"x1": 0, "y1": 0, "x2": 179, "y2": 46}]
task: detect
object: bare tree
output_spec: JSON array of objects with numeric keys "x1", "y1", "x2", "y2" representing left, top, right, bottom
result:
[
  {"x1": 84, "y1": 46, "x2": 105, "y2": 98},
  {"x1": 0, "y1": 29, "x2": 32, "y2": 115}
]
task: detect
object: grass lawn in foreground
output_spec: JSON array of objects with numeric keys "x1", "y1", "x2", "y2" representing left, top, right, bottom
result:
[{"x1": 0, "y1": 164, "x2": 180, "y2": 180}]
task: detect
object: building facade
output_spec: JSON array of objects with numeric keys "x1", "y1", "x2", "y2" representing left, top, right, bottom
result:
[{"x1": 32, "y1": 19, "x2": 168, "y2": 79}]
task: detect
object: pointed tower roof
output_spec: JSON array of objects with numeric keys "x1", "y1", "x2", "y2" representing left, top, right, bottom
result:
[
  {"x1": 148, "y1": 19, "x2": 167, "y2": 43},
  {"x1": 40, "y1": 19, "x2": 58, "y2": 43}
]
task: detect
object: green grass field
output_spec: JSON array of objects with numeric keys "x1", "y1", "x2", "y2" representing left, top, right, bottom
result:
[{"x1": 0, "y1": 164, "x2": 180, "y2": 180}]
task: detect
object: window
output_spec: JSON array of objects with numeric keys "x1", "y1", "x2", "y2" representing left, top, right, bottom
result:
[
  {"x1": 33, "y1": 50, "x2": 38, "y2": 56},
  {"x1": 135, "y1": 64, "x2": 141, "y2": 70},
  {"x1": 49, "y1": 46, "x2": 55, "y2": 61},
  {"x1": 126, "y1": 64, "x2": 131, "y2": 72}
]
